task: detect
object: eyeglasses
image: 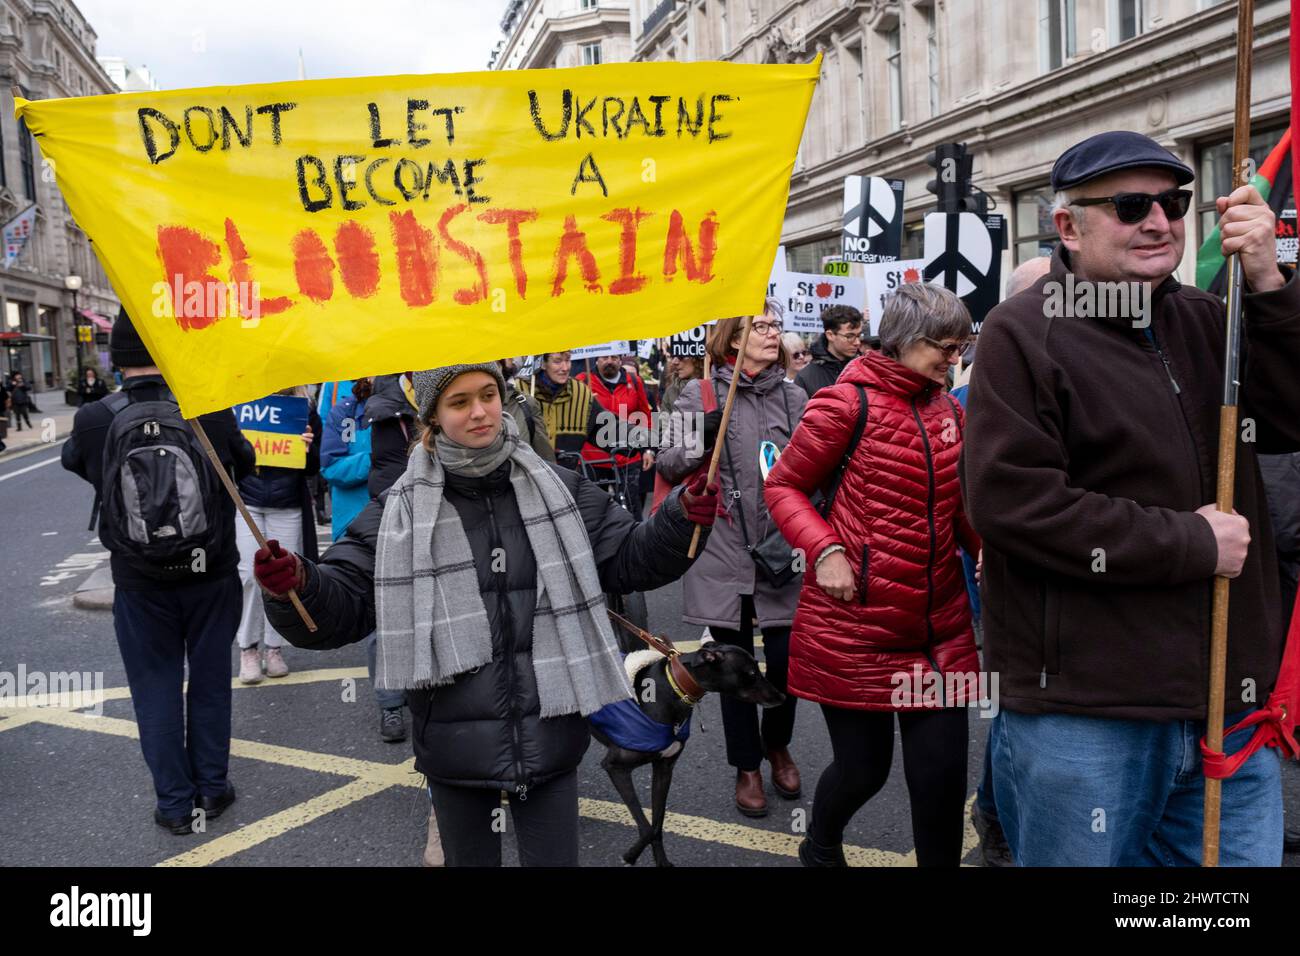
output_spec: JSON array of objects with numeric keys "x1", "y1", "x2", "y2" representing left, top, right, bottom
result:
[
  {"x1": 750, "y1": 320, "x2": 784, "y2": 337},
  {"x1": 920, "y1": 336, "x2": 973, "y2": 359},
  {"x1": 1070, "y1": 188, "x2": 1193, "y2": 225},
  {"x1": 827, "y1": 327, "x2": 862, "y2": 341},
  {"x1": 791, "y1": 350, "x2": 809, "y2": 359}
]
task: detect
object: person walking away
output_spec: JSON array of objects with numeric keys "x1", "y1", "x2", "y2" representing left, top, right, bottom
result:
[
  {"x1": 234, "y1": 386, "x2": 322, "y2": 683},
  {"x1": 963, "y1": 131, "x2": 1300, "y2": 866},
  {"x1": 0, "y1": 376, "x2": 9, "y2": 451},
  {"x1": 9, "y1": 372, "x2": 33, "y2": 430},
  {"x1": 657, "y1": 301, "x2": 807, "y2": 818},
  {"x1": 61, "y1": 305, "x2": 254, "y2": 834},
  {"x1": 253, "y1": 362, "x2": 718, "y2": 866},
  {"x1": 795, "y1": 306, "x2": 862, "y2": 399},
  {"x1": 766, "y1": 283, "x2": 980, "y2": 867}
]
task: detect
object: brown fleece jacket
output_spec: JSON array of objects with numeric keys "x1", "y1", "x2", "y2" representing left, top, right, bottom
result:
[{"x1": 961, "y1": 245, "x2": 1300, "y2": 720}]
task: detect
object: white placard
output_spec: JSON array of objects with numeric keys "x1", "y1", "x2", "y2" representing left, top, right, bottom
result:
[{"x1": 863, "y1": 258, "x2": 925, "y2": 334}]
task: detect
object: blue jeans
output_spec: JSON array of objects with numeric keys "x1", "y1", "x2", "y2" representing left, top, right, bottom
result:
[
  {"x1": 113, "y1": 573, "x2": 240, "y2": 817},
  {"x1": 992, "y1": 708, "x2": 1282, "y2": 866},
  {"x1": 365, "y1": 632, "x2": 405, "y2": 712},
  {"x1": 975, "y1": 713, "x2": 1000, "y2": 819}
]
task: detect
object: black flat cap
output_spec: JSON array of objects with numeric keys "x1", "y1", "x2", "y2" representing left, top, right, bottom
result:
[{"x1": 1051, "y1": 131, "x2": 1194, "y2": 191}]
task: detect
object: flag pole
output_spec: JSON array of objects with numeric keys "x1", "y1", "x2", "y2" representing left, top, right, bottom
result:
[
  {"x1": 189, "y1": 417, "x2": 318, "y2": 633},
  {"x1": 687, "y1": 315, "x2": 751, "y2": 558},
  {"x1": 1203, "y1": 0, "x2": 1255, "y2": 868}
]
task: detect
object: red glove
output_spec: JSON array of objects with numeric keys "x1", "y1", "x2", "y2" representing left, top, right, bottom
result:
[
  {"x1": 679, "y1": 472, "x2": 720, "y2": 526},
  {"x1": 254, "y1": 539, "x2": 303, "y2": 597}
]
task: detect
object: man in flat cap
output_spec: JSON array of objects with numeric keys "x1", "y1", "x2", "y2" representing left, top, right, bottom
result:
[{"x1": 962, "y1": 130, "x2": 1300, "y2": 865}]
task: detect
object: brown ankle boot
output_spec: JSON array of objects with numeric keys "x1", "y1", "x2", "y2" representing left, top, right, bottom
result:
[
  {"x1": 735, "y1": 769, "x2": 768, "y2": 817},
  {"x1": 766, "y1": 746, "x2": 801, "y2": 799}
]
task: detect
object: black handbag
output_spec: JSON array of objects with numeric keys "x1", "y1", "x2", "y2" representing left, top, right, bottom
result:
[
  {"x1": 722, "y1": 380, "x2": 872, "y2": 588},
  {"x1": 718, "y1": 381, "x2": 800, "y2": 589}
]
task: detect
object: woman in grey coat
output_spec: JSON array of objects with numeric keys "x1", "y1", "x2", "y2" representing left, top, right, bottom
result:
[{"x1": 657, "y1": 301, "x2": 808, "y2": 818}]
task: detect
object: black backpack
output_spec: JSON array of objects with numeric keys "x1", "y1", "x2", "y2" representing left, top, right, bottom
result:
[{"x1": 97, "y1": 390, "x2": 224, "y2": 578}]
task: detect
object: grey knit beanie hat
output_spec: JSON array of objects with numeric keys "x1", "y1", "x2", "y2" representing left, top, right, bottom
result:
[{"x1": 412, "y1": 363, "x2": 508, "y2": 421}]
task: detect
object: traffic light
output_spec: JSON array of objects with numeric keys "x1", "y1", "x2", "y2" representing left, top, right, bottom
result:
[{"x1": 925, "y1": 143, "x2": 973, "y2": 214}]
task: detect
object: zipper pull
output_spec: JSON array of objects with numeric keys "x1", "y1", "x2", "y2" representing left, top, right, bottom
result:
[
  {"x1": 1039, "y1": 667, "x2": 1048, "y2": 689},
  {"x1": 1156, "y1": 347, "x2": 1181, "y2": 394},
  {"x1": 516, "y1": 783, "x2": 528, "y2": 802}
]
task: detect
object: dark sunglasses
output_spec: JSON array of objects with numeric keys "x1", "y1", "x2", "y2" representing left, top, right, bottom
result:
[
  {"x1": 791, "y1": 350, "x2": 809, "y2": 359},
  {"x1": 920, "y1": 337, "x2": 973, "y2": 359},
  {"x1": 1070, "y1": 188, "x2": 1192, "y2": 225}
]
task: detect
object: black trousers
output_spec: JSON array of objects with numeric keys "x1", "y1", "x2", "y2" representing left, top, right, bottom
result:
[
  {"x1": 428, "y1": 769, "x2": 579, "y2": 867},
  {"x1": 112, "y1": 573, "x2": 240, "y2": 817},
  {"x1": 708, "y1": 593, "x2": 796, "y2": 771},
  {"x1": 12, "y1": 402, "x2": 32, "y2": 429},
  {"x1": 811, "y1": 703, "x2": 968, "y2": 866}
]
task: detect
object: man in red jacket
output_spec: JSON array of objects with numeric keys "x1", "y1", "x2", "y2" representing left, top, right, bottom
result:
[
  {"x1": 578, "y1": 352, "x2": 656, "y2": 515},
  {"x1": 963, "y1": 131, "x2": 1300, "y2": 866}
]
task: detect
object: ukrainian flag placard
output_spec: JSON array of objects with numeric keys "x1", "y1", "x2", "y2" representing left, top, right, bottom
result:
[{"x1": 232, "y1": 394, "x2": 310, "y2": 469}]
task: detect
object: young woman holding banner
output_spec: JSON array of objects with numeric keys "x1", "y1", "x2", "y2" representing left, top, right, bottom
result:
[
  {"x1": 251, "y1": 362, "x2": 718, "y2": 866},
  {"x1": 656, "y1": 300, "x2": 807, "y2": 819}
]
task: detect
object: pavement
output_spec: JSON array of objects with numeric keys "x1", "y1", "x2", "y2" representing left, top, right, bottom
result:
[
  {"x1": 2, "y1": 441, "x2": 1298, "y2": 868},
  {"x1": 1, "y1": 392, "x2": 79, "y2": 460}
]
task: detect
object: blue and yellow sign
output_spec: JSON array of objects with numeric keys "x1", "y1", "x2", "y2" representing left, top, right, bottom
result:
[{"x1": 233, "y1": 394, "x2": 309, "y2": 469}]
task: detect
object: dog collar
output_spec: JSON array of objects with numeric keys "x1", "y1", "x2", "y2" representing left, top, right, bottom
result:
[{"x1": 665, "y1": 656, "x2": 704, "y2": 705}]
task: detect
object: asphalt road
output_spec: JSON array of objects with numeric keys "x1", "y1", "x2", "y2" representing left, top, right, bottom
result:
[{"x1": 2, "y1": 439, "x2": 1297, "y2": 867}]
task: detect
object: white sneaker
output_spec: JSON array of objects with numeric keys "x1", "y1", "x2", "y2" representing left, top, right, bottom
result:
[
  {"x1": 239, "y1": 647, "x2": 263, "y2": 684},
  {"x1": 264, "y1": 647, "x2": 289, "y2": 678}
]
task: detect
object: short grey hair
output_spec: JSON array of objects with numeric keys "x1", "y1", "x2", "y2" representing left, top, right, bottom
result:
[
  {"x1": 764, "y1": 296, "x2": 784, "y2": 321},
  {"x1": 1052, "y1": 188, "x2": 1087, "y2": 234},
  {"x1": 877, "y1": 283, "x2": 971, "y2": 359}
]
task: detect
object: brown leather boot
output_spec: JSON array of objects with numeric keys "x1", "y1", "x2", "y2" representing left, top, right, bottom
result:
[
  {"x1": 766, "y1": 746, "x2": 801, "y2": 799},
  {"x1": 735, "y1": 769, "x2": 768, "y2": 817}
]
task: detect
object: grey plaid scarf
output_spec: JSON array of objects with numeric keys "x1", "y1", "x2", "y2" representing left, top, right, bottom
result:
[{"x1": 374, "y1": 413, "x2": 632, "y2": 717}]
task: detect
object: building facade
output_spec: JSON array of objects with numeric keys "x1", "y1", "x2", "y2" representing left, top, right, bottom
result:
[
  {"x1": 493, "y1": 0, "x2": 633, "y2": 70},
  {"x1": 626, "y1": 0, "x2": 1291, "y2": 288},
  {"x1": 97, "y1": 55, "x2": 157, "y2": 92},
  {"x1": 0, "y1": 0, "x2": 119, "y2": 393}
]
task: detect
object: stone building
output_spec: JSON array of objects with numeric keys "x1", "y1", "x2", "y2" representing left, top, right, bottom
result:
[
  {"x1": 492, "y1": 0, "x2": 634, "y2": 70},
  {"x1": 0, "y1": 0, "x2": 119, "y2": 394},
  {"x1": 618, "y1": 0, "x2": 1293, "y2": 284}
]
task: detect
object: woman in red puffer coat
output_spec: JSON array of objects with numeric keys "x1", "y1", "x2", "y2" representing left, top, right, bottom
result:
[{"x1": 765, "y1": 283, "x2": 981, "y2": 868}]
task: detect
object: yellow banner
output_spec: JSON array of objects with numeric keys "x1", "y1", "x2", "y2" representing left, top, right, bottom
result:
[{"x1": 17, "y1": 59, "x2": 819, "y2": 417}]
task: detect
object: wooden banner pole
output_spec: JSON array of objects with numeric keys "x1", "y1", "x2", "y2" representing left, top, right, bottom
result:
[{"x1": 189, "y1": 417, "x2": 317, "y2": 633}]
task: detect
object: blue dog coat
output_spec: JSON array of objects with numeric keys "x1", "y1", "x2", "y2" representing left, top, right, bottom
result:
[{"x1": 588, "y1": 650, "x2": 693, "y2": 753}]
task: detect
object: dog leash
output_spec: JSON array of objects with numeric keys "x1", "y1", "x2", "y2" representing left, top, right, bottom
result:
[
  {"x1": 606, "y1": 609, "x2": 706, "y2": 706},
  {"x1": 607, "y1": 609, "x2": 679, "y2": 658}
]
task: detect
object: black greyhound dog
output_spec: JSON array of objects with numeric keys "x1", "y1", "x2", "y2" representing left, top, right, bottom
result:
[{"x1": 588, "y1": 641, "x2": 784, "y2": 867}]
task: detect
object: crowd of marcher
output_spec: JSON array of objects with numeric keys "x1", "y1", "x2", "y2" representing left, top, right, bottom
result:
[{"x1": 55, "y1": 130, "x2": 1300, "y2": 868}]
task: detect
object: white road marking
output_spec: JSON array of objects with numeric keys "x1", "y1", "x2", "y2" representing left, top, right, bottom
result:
[{"x1": 0, "y1": 455, "x2": 60, "y2": 482}]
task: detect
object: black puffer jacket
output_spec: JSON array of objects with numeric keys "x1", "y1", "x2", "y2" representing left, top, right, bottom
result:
[
  {"x1": 794, "y1": 333, "x2": 850, "y2": 399},
  {"x1": 265, "y1": 460, "x2": 706, "y2": 792}
]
